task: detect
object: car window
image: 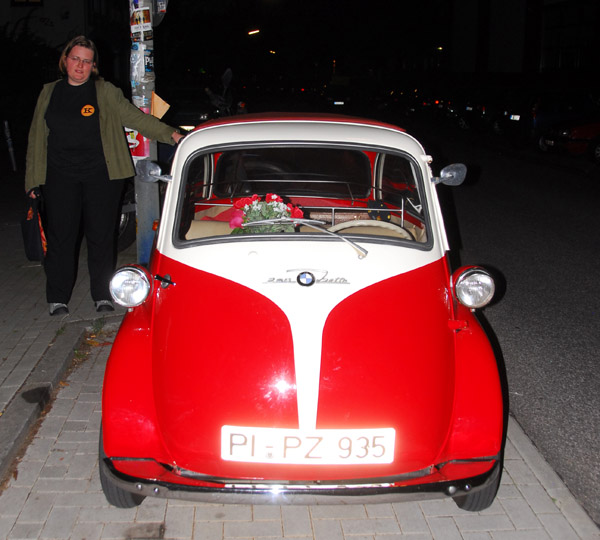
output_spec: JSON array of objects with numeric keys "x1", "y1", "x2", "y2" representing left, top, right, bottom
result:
[
  {"x1": 212, "y1": 147, "x2": 372, "y2": 199},
  {"x1": 176, "y1": 145, "x2": 428, "y2": 245},
  {"x1": 379, "y1": 154, "x2": 424, "y2": 218}
]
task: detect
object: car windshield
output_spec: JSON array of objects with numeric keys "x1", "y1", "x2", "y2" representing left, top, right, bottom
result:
[{"x1": 176, "y1": 145, "x2": 429, "y2": 246}]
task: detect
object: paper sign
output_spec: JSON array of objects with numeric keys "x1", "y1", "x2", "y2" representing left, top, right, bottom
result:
[{"x1": 151, "y1": 92, "x2": 170, "y2": 119}]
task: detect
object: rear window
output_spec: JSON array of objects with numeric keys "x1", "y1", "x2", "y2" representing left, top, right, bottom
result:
[{"x1": 212, "y1": 147, "x2": 372, "y2": 198}]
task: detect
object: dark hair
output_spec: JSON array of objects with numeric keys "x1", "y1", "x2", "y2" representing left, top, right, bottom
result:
[{"x1": 58, "y1": 36, "x2": 99, "y2": 79}]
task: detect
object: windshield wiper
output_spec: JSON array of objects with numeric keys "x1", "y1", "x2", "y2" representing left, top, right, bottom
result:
[{"x1": 242, "y1": 218, "x2": 368, "y2": 259}]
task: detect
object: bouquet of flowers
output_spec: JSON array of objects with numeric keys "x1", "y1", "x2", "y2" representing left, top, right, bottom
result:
[{"x1": 229, "y1": 194, "x2": 304, "y2": 234}]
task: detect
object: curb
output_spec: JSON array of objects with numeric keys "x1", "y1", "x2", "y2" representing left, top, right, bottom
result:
[
  {"x1": 507, "y1": 417, "x2": 600, "y2": 538},
  {"x1": 0, "y1": 317, "x2": 121, "y2": 485}
]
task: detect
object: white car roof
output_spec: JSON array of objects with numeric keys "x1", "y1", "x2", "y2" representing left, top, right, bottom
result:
[{"x1": 173, "y1": 114, "x2": 429, "y2": 165}]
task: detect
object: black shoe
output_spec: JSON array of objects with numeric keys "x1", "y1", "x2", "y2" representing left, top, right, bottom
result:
[
  {"x1": 49, "y1": 303, "x2": 69, "y2": 316},
  {"x1": 95, "y1": 300, "x2": 115, "y2": 313}
]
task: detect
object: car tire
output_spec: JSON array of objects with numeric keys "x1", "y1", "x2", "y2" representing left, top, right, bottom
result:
[
  {"x1": 117, "y1": 181, "x2": 136, "y2": 253},
  {"x1": 99, "y1": 430, "x2": 146, "y2": 508},
  {"x1": 452, "y1": 462, "x2": 501, "y2": 512}
]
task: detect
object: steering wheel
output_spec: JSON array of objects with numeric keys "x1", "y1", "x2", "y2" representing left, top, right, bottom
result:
[{"x1": 328, "y1": 220, "x2": 413, "y2": 240}]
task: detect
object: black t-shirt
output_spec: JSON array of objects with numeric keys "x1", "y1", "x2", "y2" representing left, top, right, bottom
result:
[{"x1": 45, "y1": 78, "x2": 108, "y2": 182}]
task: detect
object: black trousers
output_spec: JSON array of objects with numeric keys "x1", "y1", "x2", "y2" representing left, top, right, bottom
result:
[{"x1": 42, "y1": 175, "x2": 125, "y2": 304}]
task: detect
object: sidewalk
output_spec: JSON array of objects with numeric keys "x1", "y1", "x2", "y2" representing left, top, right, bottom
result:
[
  {"x1": 0, "y1": 178, "x2": 598, "y2": 538},
  {"x1": 0, "y1": 209, "x2": 132, "y2": 483}
]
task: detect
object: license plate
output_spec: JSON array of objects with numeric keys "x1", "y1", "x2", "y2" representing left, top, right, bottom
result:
[{"x1": 221, "y1": 426, "x2": 395, "y2": 465}]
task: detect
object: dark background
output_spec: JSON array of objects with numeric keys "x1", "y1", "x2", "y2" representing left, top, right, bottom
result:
[{"x1": 2, "y1": 0, "x2": 599, "y2": 162}]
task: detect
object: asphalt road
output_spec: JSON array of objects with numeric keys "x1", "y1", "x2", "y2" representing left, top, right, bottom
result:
[{"x1": 402, "y1": 115, "x2": 600, "y2": 527}]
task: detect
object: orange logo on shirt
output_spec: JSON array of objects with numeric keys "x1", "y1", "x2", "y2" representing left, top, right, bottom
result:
[{"x1": 81, "y1": 105, "x2": 95, "y2": 117}]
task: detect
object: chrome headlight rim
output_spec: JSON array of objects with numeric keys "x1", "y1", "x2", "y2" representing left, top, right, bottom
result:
[
  {"x1": 453, "y1": 266, "x2": 495, "y2": 309},
  {"x1": 109, "y1": 265, "x2": 152, "y2": 308}
]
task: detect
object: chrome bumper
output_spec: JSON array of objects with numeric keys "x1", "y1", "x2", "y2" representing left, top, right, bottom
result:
[{"x1": 102, "y1": 460, "x2": 500, "y2": 505}]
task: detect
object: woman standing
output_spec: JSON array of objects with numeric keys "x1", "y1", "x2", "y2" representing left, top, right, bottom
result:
[{"x1": 25, "y1": 36, "x2": 183, "y2": 316}]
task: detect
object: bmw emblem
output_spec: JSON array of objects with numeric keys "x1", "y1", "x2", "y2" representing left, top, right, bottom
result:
[{"x1": 297, "y1": 272, "x2": 315, "y2": 287}]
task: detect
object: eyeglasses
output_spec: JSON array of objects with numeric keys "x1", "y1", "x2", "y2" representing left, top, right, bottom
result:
[{"x1": 67, "y1": 56, "x2": 94, "y2": 66}]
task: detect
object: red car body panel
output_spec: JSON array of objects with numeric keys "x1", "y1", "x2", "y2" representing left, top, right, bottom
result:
[{"x1": 103, "y1": 252, "x2": 503, "y2": 483}]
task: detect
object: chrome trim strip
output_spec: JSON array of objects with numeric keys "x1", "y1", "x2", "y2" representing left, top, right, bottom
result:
[{"x1": 173, "y1": 465, "x2": 434, "y2": 484}]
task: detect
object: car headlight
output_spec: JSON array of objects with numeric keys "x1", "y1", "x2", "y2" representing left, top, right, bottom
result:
[
  {"x1": 109, "y1": 266, "x2": 152, "y2": 307},
  {"x1": 453, "y1": 267, "x2": 495, "y2": 309}
]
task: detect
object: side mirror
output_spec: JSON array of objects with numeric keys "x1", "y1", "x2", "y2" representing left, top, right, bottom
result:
[
  {"x1": 432, "y1": 163, "x2": 467, "y2": 186},
  {"x1": 135, "y1": 160, "x2": 172, "y2": 183}
]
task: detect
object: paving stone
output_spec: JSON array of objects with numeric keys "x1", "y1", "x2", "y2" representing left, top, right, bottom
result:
[
  {"x1": 165, "y1": 505, "x2": 195, "y2": 538},
  {"x1": 10, "y1": 459, "x2": 45, "y2": 488},
  {"x1": 101, "y1": 521, "x2": 163, "y2": 539},
  {"x1": 453, "y1": 513, "x2": 514, "y2": 532},
  {"x1": 39, "y1": 506, "x2": 79, "y2": 539},
  {"x1": 16, "y1": 492, "x2": 57, "y2": 523},
  {"x1": 282, "y1": 505, "x2": 312, "y2": 536},
  {"x1": 252, "y1": 505, "x2": 282, "y2": 520},
  {"x1": 426, "y1": 516, "x2": 463, "y2": 539},
  {"x1": 0, "y1": 486, "x2": 31, "y2": 517},
  {"x1": 192, "y1": 521, "x2": 224, "y2": 540},
  {"x1": 135, "y1": 497, "x2": 167, "y2": 522},
  {"x1": 364, "y1": 503, "x2": 395, "y2": 518},
  {"x1": 311, "y1": 518, "x2": 344, "y2": 540},
  {"x1": 392, "y1": 502, "x2": 429, "y2": 534},
  {"x1": 538, "y1": 513, "x2": 581, "y2": 540},
  {"x1": 504, "y1": 458, "x2": 541, "y2": 486},
  {"x1": 419, "y1": 498, "x2": 469, "y2": 517},
  {"x1": 500, "y1": 498, "x2": 544, "y2": 529},
  {"x1": 7, "y1": 520, "x2": 44, "y2": 540},
  {"x1": 223, "y1": 518, "x2": 282, "y2": 537},
  {"x1": 340, "y1": 517, "x2": 400, "y2": 535},
  {"x1": 309, "y1": 504, "x2": 367, "y2": 519},
  {"x1": 0, "y1": 517, "x2": 16, "y2": 540},
  {"x1": 68, "y1": 521, "x2": 104, "y2": 540},
  {"x1": 194, "y1": 504, "x2": 253, "y2": 522},
  {"x1": 491, "y1": 531, "x2": 552, "y2": 540},
  {"x1": 77, "y1": 505, "x2": 138, "y2": 523}
]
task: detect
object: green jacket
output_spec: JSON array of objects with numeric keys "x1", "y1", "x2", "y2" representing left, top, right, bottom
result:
[{"x1": 25, "y1": 78, "x2": 177, "y2": 192}]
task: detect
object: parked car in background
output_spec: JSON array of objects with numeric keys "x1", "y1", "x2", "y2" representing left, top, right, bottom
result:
[
  {"x1": 539, "y1": 117, "x2": 600, "y2": 161},
  {"x1": 445, "y1": 87, "x2": 504, "y2": 132},
  {"x1": 492, "y1": 89, "x2": 600, "y2": 145},
  {"x1": 100, "y1": 113, "x2": 504, "y2": 511}
]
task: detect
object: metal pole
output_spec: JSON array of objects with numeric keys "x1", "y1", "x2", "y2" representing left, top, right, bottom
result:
[{"x1": 128, "y1": 0, "x2": 159, "y2": 264}]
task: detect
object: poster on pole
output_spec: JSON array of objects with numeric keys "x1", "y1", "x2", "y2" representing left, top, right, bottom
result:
[
  {"x1": 129, "y1": 2, "x2": 153, "y2": 41},
  {"x1": 126, "y1": 127, "x2": 150, "y2": 158}
]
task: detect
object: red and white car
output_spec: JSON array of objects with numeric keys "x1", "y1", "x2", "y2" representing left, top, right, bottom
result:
[{"x1": 100, "y1": 114, "x2": 504, "y2": 511}]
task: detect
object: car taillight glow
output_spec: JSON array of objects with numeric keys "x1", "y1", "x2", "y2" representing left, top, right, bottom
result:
[
  {"x1": 453, "y1": 267, "x2": 495, "y2": 309},
  {"x1": 109, "y1": 266, "x2": 152, "y2": 307}
]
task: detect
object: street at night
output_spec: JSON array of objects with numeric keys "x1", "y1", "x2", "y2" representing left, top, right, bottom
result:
[{"x1": 406, "y1": 115, "x2": 600, "y2": 527}]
